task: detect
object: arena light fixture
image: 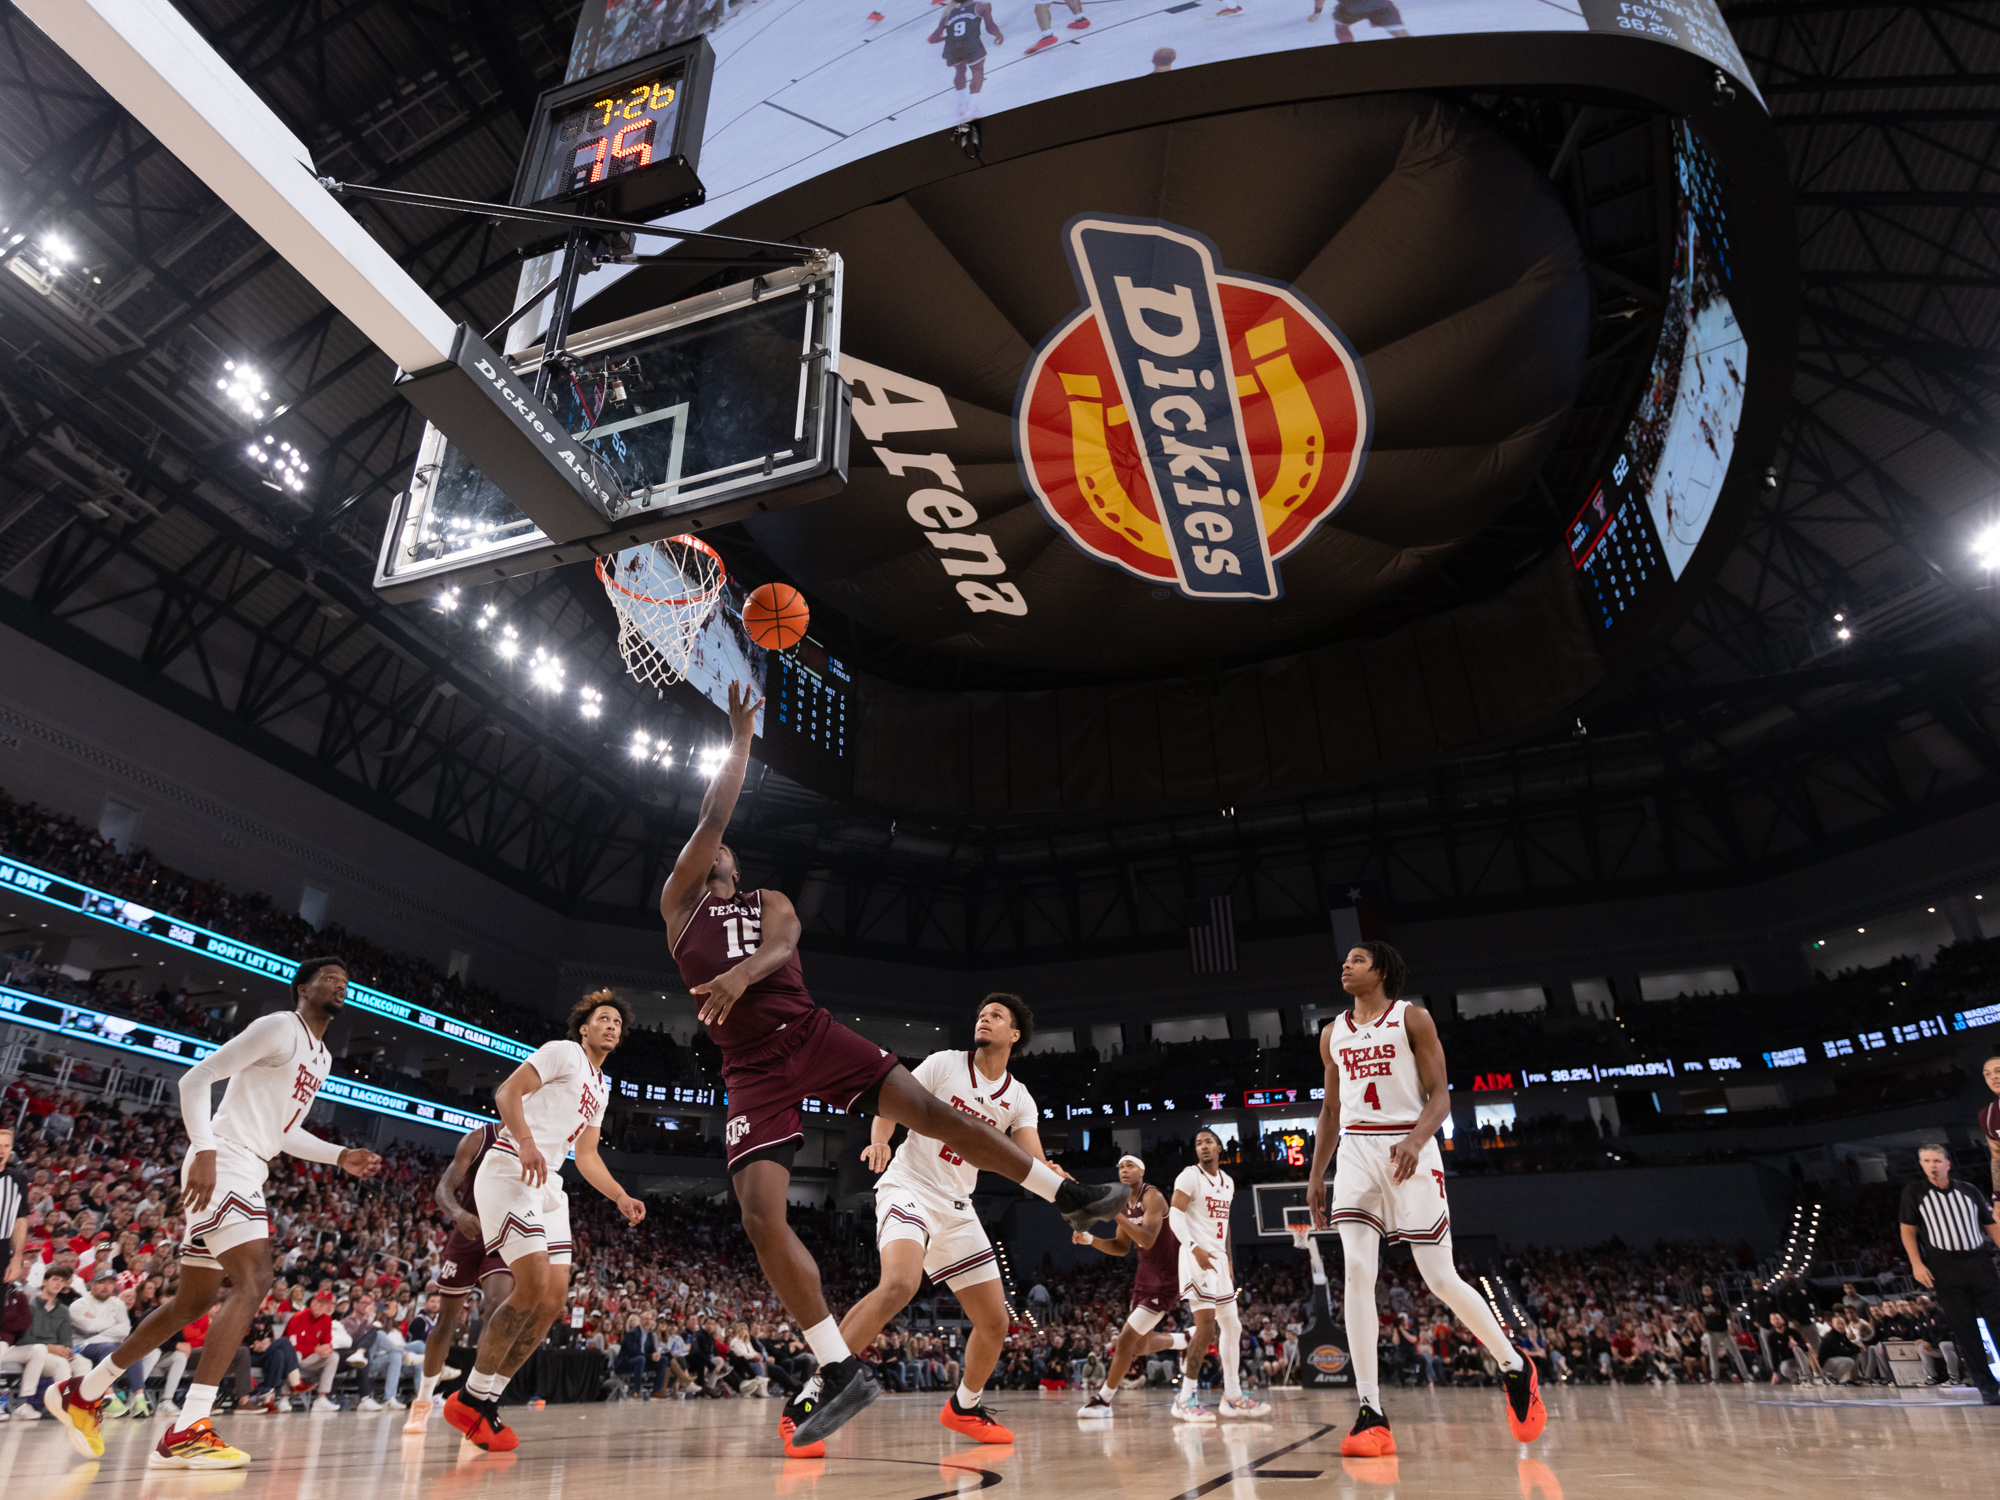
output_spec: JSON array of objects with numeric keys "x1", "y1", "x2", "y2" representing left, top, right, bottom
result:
[
  {"x1": 1974, "y1": 522, "x2": 2000, "y2": 571},
  {"x1": 476, "y1": 602, "x2": 499, "y2": 631},
  {"x1": 527, "y1": 645, "x2": 564, "y2": 692},
  {"x1": 697, "y1": 745, "x2": 730, "y2": 779},
  {"x1": 434, "y1": 586, "x2": 461, "y2": 614},
  {"x1": 497, "y1": 624, "x2": 520, "y2": 660},
  {"x1": 578, "y1": 684, "x2": 603, "y2": 720},
  {"x1": 216, "y1": 358, "x2": 272, "y2": 421}
]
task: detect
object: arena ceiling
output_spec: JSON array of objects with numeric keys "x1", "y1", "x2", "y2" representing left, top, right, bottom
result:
[{"x1": 0, "y1": 0, "x2": 1996, "y2": 966}]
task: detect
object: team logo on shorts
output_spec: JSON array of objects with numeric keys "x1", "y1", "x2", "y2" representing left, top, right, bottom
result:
[
  {"x1": 1016, "y1": 213, "x2": 1371, "y2": 602},
  {"x1": 1307, "y1": 1342, "x2": 1350, "y2": 1374},
  {"x1": 439, "y1": 1258, "x2": 459, "y2": 1280},
  {"x1": 726, "y1": 1115, "x2": 750, "y2": 1146}
]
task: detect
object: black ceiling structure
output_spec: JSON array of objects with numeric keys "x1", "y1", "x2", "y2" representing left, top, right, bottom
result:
[{"x1": 0, "y1": 0, "x2": 1996, "y2": 968}]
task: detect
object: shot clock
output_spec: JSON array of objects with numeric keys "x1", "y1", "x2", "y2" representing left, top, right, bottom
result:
[{"x1": 510, "y1": 37, "x2": 715, "y2": 221}]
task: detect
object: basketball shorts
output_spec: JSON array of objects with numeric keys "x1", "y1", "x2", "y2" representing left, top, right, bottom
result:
[
  {"x1": 1131, "y1": 1269, "x2": 1178, "y2": 1318},
  {"x1": 875, "y1": 1187, "x2": 1001, "y2": 1291},
  {"x1": 1329, "y1": 1131, "x2": 1449, "y2": 1245},
  {"x1": 435, "y1": 1226, "x2": 512, "y2": 1295},
  {"x1": 1179, "y1": 1242, "x2": 1237, "y2": 1309},
  {"x1": 179, "y1": 1139, "x2": 271, "y2": 1270},
  {"x1": 721, "y1": 1007, "x2": 899, "y2": 1173},
  {"x1": 474, "y1": 1147, "x2": 573, "y2": 1267},
  {"x1": 1334, "y1": 0, "x2": 1404, "y2": 25}
]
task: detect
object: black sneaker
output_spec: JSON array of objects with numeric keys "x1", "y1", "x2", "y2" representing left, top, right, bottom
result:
[
  {"x1": 789, "y1": 1357, "x2": 880, "y2": 1446},
  {"x1": 1055, "y1": 1178, "x2": 1129, "y2": 1234}
]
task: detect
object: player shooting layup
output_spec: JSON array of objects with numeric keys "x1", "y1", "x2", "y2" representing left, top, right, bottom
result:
[
  {"x1": 663, "y1": 684, "x2": 1129, "y2": 1449},
  {"x1": 445, "y1": 991, "x2": 647, "y2": 1452},
  {"x1": 47, "y1": 957, "x2": 382, "y2": 1469},
  {"x1": 1074, "y1": 1154, "x2": 1189, "y2": 1418},
  {"x1": 403, "y1": 1121, "x2": 512, "y2": 1433},
  {"x1": 836, "y1": 994, "x2": 1053, "y2": 1450},
  {"x1": 1305, "y1": 941, "x2": 1546, "y2": 1456},
  {"x1": 1165, "y1": 1128, "x2": 1270, "y2": 1422}
]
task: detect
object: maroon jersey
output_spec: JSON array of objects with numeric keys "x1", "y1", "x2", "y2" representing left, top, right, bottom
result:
[
  {"x1": 671, "y1": 887, "x2": 816, "y2": 1052},
  {"x1": 1126, "y1": 1187, "x2": 1180, "y2": 1313},
  {"x1": 453, "y1": 1123, "x2": 500, "y2": 1214},
  {"x1": 1982, "y1": 1099, "x2": 2000, "y2": 1147}
]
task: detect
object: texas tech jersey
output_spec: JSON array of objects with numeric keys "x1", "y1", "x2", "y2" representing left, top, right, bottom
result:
[
  {"x1": 671, "y1": 887, "x2": 816, "y2": 1051},
  {"x1": 1171, "y1": 1163, "x2": 1233, "y2": 1256},
  {"x1": 878, "y1": 1049, "x2": 1037, "y2": 1205},
  {"x1": 1330, "y1": 999, "x2": 1427, "y2": 1133}
]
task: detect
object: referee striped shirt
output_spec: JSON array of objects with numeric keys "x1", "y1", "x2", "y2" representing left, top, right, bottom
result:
[
  {"x1": 1898, "y1": 1173, "x2": 1994, "y2": 1254},
  {"x1": 0, "y1": 1167, "x2": 22, "y2": 1271}
]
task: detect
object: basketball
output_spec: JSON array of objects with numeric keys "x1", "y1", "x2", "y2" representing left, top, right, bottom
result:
[{"x1": 742, "y1": 581, "x2": 810, "y2": 650}]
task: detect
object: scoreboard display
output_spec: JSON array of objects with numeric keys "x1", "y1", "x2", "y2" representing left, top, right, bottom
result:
[{"x1": 511, "y1": 38, "x2": 714, "y2": 220}]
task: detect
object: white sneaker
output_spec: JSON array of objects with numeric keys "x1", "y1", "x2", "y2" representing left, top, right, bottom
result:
[
  {"x1": 1078, "y1": 1392, "x2": 1115, "y2": 1420},
  {"x1": 358, "y1": 1397, "x2": 384, "y2": 1412},
  {"x1": 1219, "y1": 1395, "x2": 1272, "y2": 1417},
  {"x1": 13, "y1": 1405, "x2": 40, "y2": 1420},
  {"x1": 159, "y1": 1399, "x2": 181, "y2": 1418},
  {"x1": 1171, "y1": 1394, "x2": 1214, "y2": 1423},
  {"x1": 440, "y1": 1365, "x2": 462, "y2": 1381},
  {"x1": 402, "y1": 1396, "x2": 434, "y2": 1434},
  {"x1": 346, "y1": 1352, "x2": 369, "y2": 1368},
  {"x1": 312, "y1": 1397, "x2": 340, "y2": 1413}
]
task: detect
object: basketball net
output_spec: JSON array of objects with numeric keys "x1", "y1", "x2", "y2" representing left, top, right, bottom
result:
[{"x1": 597, "y1": 536, "x2": 726, "y2": 689}]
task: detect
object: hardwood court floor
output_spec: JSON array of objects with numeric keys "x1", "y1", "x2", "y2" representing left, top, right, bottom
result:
[{"x1": 10, "y1": 1382, "x2": 1999, "y2": 1500}]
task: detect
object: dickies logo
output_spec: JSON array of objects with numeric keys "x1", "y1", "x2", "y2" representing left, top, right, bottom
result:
[
  {"x1": 1016, "y1": 214, "x2": 1371, "y2": 601},
  {"x1": 1307, "y1": 1343, "x2": 1350, "y2": 1374}
]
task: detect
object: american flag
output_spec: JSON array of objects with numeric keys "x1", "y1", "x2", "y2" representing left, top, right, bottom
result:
[{"x1": 1187, "y1": 896, "x2": 1237, "y2": 973}]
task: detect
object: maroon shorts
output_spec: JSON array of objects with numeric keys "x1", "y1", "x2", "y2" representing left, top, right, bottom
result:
[
  {"x1": 722, "y1": 1007, "x2": 899, "y2": 1171},
  {"x1": 1132, "y1": 1277, "x2": 1177, "y2": 1317},
  {"x1": 435, "y1": 1227, "x2": 510, "y2": 1295}
]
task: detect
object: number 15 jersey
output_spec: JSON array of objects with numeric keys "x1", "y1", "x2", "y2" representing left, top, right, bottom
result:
[
  {"x1": 672, "y1": 887, "x2": 816, "y2": 1052},
  {"x1": 1330, "y1": 999, "x2": 1427, "y2": 1133}
]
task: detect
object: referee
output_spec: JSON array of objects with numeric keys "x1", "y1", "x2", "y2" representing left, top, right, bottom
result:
[
  {"x1": 0, "y1": 1125, "x2": 24, "y2": 1285},
  {"x1": 1898, "y1": 1142, "x2": 2000, "y2": 1404}
]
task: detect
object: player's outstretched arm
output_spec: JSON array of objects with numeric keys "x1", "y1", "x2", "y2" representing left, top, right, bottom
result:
[
  {"x1": 1074, "y1": 1222, "x2": 1133, "y2": 1256},
  {"x1": 573, "y1": 1125, "x2": 646, "y2": 1225},
  {"x1": 659, "y1": 680, "x2": 764, "y2": 929},
  {"x1": 1305, "y1": 1023, "x2": 1342, "y2": 1226},
  {"x1": 1392, "y1": 1005, "x2": 1452, "y2": 1184},
  {"x1": 435, "y1": 1124, "x2": 487, "y2": 1238},
  {"x1": 691, "y1": 887, "x2": 800, "y2": 1028}
]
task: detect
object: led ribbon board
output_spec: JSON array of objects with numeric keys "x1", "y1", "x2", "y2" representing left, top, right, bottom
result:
[
  {"x1": 0, "y1": 852, "x2": 531, "y2": 1063},
  {"x1": 0, "y1": 984, "x2": 494, "y2": 1136}
]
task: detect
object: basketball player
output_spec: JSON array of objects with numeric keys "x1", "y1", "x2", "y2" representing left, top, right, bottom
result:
[
  {"x1": 48, "y1": 958, "x2": 382, "y2": 1469},
  {"x1": 1023, "y1": 0, "x2": 1089, "y2": 54},
  {"x1": 1980, "y1": 1054, "x2": 2000, "y2": 1210},
  {"x1": 1309, "y1": 0, "x2": 1411, "y2": 41},
  {"x1": 1304, "y1": 942, "x2": 1546, "y2": 1456},
  {"x1": 1167, "y1": 1128, "x2": 1271, "y2": 1421},
  {"x1": 444, "y1": 991, "x2": 646, "y2": 1452},
  {"x1": 1073, "y1": 1153, "x2": 1188, "y2": 1418},
  {"x1": 403, "y1": 1120, "x2": 512, "y2": 1433},
  {"x1": 929, "y1": 0, "x2": 1002, "y2": 118},
  {"x1": 663, "y1": 684, "x2": 1129, "y2": 1448},
  {"x1": 835, "y1": 994, "x2": 1052, "y2": 1450}
]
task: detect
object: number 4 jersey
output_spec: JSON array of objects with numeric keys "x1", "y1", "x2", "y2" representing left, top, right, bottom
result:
[
  {"x1": 1330, "y1": 998, "x2": 1428, "y2": 1133},
  {"x1": 877, "y1": 1049, "x2": 1039, "y2": 1207},
  {"x1": 671, "y1": 887, "x2": 816, "y2": 1052}
]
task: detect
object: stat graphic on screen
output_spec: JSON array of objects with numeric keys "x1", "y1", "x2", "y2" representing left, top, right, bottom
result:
[{"x1": 1571, "y1": 122, "x2": 1749, "y2": 641}]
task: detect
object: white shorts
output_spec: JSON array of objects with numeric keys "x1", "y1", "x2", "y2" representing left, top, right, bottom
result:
[
  {"x1": 475, "y1": 1147, "x2": 573, "y2": 1267},
  {"x1": 1178, "y1": 1241, "x2": 1236, "y2": 1309},
  {"x1": 874, "y1": 1186, "x2": 1000, "y2": 1291},
  {"x1": 1329, "y1": 1131, "x2": 1450, "y2": 1245},
  {"x1": 179, "y1": 1140, "x2": 271, "y2": 1270}
]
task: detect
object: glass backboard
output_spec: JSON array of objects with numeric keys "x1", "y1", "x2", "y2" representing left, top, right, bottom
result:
[{"x1": 374, "y1": 255, "x2": 845, "y2": 602}]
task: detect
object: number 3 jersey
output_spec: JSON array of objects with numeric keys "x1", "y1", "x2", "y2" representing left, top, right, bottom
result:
[
  {"x1": 1330, "y1": 999, "x2": 1427, "y2": 1133},
  {"x1": 877, "y1": 1049, "x2": 1038, "y2": 1207},
  {"x1": 671, "y1": 887, "x2": 816, "y2": 1052}
]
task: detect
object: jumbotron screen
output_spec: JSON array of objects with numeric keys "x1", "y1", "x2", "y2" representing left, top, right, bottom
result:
[{"x1": 564, "y1": 0, "x2": 1756, "y2": 237}]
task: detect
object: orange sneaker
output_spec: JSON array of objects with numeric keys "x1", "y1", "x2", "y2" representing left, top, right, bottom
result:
[
  {"x1": 148, "y1": 1418, "x2": 251, "y2": 1470},
  {"x1": 778, "y1": 1414, "x2": 826, "y2": 1459},
  {"x1": 938, "y1": 1396, "x2": 1014, "y2": 1444},
  {"x1": 443, "y1": 1390, "x2": 519, "y2": 1452},
  {"x1": 1504, "y1": 1359, "x2": 1546, "y2": 1442},
  {"x1": 1340, "y1": 1404, "x2": 1396, "y2": 1458}
]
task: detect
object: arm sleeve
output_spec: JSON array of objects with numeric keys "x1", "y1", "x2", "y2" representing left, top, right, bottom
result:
[
  {"x1": 1897, "y1": 1183, "x2": 1921, "y2": 1225},
  {"x1": 1169, "y1": 1201, "x2": 1200, "y2": 1247},
  {"x1": 279, "y1": 1117, "x2": 348, "y2": 1166},
  {"x1": 176, "y1": 1013, "x2": 296, "y2": 1154}
]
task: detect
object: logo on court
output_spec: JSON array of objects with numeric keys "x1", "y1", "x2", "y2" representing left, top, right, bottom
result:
[
  {"x1": 1016, "y1": 214, "x2": 1371, "y2": 601},
  {"x1": 1307, "y1": 1343, "x2": 1350, "y2": 1374}
]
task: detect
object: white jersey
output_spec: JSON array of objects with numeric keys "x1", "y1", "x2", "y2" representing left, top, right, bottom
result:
[
  {"x1": 878, "y1": 1049, "x2": 1038, "y2": 1205},
  {"x1": 504, "y1": 1040, "x2": 610, "y2": 1158},
  {"x1": 178, "y1": 1010, "x2": 339, "y2": 1164},
  {"x1": 1172, "y1": 1163, "x2": 1234, "y2": 1257},
  {"x1": 1329, "y1": 999, "x2": 1428, "y2": 1135}
]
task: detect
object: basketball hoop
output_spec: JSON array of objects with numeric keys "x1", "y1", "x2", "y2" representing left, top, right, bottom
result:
[
  {"x1": 597, "y1": 535, "x2": 726, "y2": 688},
  {"x1": 1288, "y1": 1224, "x2": 1315, "y2": 1252}
]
